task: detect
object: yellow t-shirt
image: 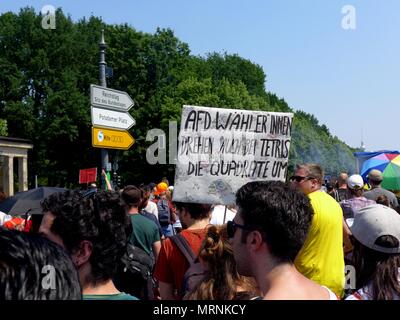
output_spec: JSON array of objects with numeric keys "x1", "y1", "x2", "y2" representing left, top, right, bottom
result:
[{"x1": 294, "y1": 190, "x2": 345, "y2": 297}]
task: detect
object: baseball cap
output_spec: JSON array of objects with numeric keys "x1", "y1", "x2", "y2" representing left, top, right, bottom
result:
[
  {"x1": 350, "y1": 204, "x2": 400, "y2": 254},
  {"x1": 368, "y1": 169, "x2": 383, "y2": 182},
  {"x1": 347, "y1": 174, "x2": 364, "y2": 190},
  {"x1": 154, "y1": 182, "x2": 168, "y2": 195}
]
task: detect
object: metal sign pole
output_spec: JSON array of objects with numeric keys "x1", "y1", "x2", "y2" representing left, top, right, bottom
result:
[{"x1": 99, "y1": 29, "x2": 109, "y2": 189}]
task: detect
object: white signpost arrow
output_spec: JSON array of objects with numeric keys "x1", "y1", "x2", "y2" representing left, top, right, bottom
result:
[
  {"x1": 91, "y1": 106, "x2": 136, "y2": 130},
  {"x1": 90, "y1": 84, "x2": 134, "y2": 111},
  {"x1": 90, "y1": 84, "x2": 136, "y2": 150}
]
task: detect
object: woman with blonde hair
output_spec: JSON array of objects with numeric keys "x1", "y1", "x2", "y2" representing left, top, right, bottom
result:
[{"x1": 184, "y1": 224, "x2": 260, "y2": 300}]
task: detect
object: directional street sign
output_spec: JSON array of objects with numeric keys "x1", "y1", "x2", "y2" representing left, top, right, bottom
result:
[
  {"x1": 91, "y1": 106, "x2": 136, "y2": 130},
  {"x1": 90, "y1": 84, "x2": 134, "y2": 112},
  {"x1": 92, "y1": 127, "x2": 135, "y2": 150},
  {"x1": 90, "y1": 84, "x2": 136, "y2": 151}
]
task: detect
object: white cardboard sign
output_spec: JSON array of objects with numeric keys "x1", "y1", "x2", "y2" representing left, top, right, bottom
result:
[{"x1": 173, "y1": 105, "x2": 293, "y2": 205}]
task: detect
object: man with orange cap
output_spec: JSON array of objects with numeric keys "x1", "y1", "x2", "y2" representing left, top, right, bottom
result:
[
  {"x1": 155, "y1": 182, "x2": 168, "y2": 196},
  {"x1": 155, "y1": 182, "x2": 174, "y2": 237}
]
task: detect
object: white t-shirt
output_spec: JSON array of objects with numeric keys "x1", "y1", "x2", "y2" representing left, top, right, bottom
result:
[
  {"x1": 144, "y1": 201, "x2": 159, "y2": 220},
  {"x1": 210, "y1": 205, "x2": 236, "y2": 225}
]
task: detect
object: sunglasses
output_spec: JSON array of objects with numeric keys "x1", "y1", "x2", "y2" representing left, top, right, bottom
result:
[
  {"x1": 289, "y1": 175, "x2": 314, "y2": 183},
  {"x1": 227, "y1": 220, "x2": 254, "y2": 238}
]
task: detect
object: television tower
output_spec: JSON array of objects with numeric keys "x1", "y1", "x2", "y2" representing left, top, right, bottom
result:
[{"x1": 360, "y1": 128, "x2": 365, "y2": 151}]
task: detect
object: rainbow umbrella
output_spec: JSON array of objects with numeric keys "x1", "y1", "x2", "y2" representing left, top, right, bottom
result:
[{"x1": 360, "y1": 153, "x2": 400, "y2": 191}]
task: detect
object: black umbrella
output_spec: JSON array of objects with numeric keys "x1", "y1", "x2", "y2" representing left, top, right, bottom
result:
[{"x1": 0, "y1": 187, "x2": 68, "y2": 216}]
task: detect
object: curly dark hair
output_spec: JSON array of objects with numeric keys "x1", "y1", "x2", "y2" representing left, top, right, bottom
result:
[
  {"x1": 235, "y1": 181, "x2": 314, "y2": 263},
  {"x1": 0, "y1": 228, "x2": 81, "y2": 300},
  {"x1": 41, "y1": 190, "x2": 129, "y2": 285}
]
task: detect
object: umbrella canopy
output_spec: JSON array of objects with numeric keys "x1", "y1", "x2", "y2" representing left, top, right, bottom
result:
[
  {"x1": 361, "y1": 153, "x2": 400, "y2": 191},
  {"x1": 0, "y1": 187, "x2": 68, "y2": 216}
]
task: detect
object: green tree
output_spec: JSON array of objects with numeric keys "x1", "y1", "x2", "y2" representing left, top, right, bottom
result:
[
  {"x1": 0, "y1": 7, "x2": 356, "y2": 187},
  {"x1": 0, "y1": 119, "x2": 7, "y2": 136}
]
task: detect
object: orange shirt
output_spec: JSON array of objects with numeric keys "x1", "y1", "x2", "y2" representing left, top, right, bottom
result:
[{"x1": 154, "y1": 229, "x2": 206, "y2": 294}]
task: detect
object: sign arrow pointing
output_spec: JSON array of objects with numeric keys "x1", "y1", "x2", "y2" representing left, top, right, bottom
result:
[
  {"x1": 91, "y1": 106, "x2": 136, "y2": 130},
  {"x1": 90, "y1": 84, "x2": 134, "y2": 111},
  {"x1": 92, "y1": 127, "x2": 135, "y2": 150}
]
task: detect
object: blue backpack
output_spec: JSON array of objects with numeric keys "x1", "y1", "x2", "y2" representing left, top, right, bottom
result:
[{"x1": 157, "y1": 199, "x2": 171, "y2": 226}]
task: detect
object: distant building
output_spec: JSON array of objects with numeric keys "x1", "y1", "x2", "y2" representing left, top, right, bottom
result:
[{"x1": 0, "y1": 137, "x2": 33, "y2": 196}]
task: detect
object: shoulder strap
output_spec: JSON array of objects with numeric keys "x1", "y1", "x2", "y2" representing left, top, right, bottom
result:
[{"x1": 171, "y1": 234, "x2": 196, "y2": 264}]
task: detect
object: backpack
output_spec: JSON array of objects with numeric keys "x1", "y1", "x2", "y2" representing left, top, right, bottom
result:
[
  {"x1": 121, "y1": 243, "x2": 155, "y2": 281},
  {"x1": 170, "y1": 234, "x2": 207, "y2": 298},
  {"x1": 115, "y1": 243, "x2": 155, "y2": 300},
  {"x1": 157, "y1": 199, "x2": 171, "y2": 226}
]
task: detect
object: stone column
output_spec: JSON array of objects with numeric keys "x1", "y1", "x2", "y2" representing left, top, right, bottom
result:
[
  {"x1": 3, "y1": 156, "x2": 13, "y2": 196},
  {"x1": 18, "y1": 156, "x2": 28, "y2": 192},
  {"x1": 0, "y1": 156, "x2": 3, "y2": 191}
]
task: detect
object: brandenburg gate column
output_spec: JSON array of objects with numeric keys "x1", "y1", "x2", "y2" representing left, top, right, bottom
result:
[
  {"x1": 18, "y1": 156, "x2": 28, "y2": 192},
  {"x1": 3, "y1": 155, "x2": 13, "y2": 196}
]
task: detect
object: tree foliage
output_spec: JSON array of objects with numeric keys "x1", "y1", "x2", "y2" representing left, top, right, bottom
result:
[
  {"x1": 0, "y1": 8, "x2": 355, "y2": 187},
  {"x1": 0, "y1": 119, "x2": 7, "y2": 136}
]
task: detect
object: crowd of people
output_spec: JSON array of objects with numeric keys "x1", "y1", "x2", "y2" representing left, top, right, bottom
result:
[{"x1": 1, "y1": 164, "x2": 400, "y2": 300}]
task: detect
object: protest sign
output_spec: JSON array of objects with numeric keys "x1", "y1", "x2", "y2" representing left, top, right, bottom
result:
[
  {"x1": 173, "y1": 105, "x2": 293, "y2": 205},
  {"x1": 79, "y1": 167, "x2": 97, "y2": 184}
]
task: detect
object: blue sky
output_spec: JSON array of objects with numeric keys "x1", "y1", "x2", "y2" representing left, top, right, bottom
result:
[{"x1": 1, "y1": 0, "x2": 399, "y2": 152}]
